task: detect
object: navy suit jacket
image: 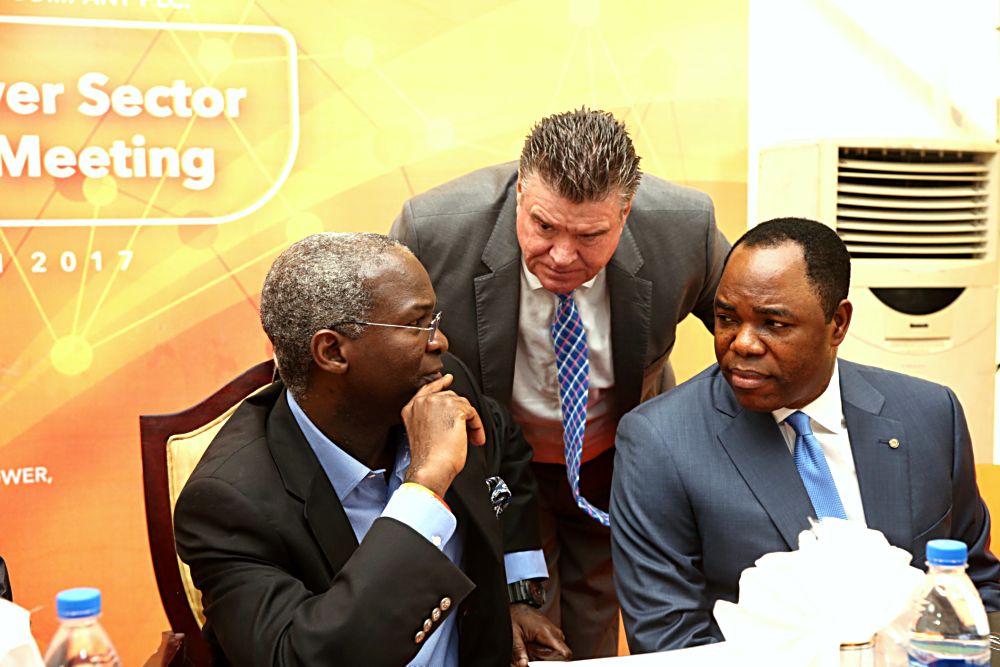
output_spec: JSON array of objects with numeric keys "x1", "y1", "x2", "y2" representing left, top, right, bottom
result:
[{"x1": 610, "y1": 359, "x2": 1000, "y2": 653}]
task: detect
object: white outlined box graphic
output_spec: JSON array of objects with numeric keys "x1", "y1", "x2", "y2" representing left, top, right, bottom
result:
[{"x1": 0, "y1": 15, "x2": 300, "y2": 227}]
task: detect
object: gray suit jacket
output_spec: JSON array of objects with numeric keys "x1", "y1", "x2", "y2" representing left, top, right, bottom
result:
[
  {"x1": 611, "y1": 360, "x2": 1000, "y2": 653},
  {"x1": 390, "y1": 162, "x2": 730, "y2": 419}
]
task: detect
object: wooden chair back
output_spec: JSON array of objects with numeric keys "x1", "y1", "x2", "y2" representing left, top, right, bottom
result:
[{"x1": 140, "y1": 360, "x2": 275, "y2": 666}]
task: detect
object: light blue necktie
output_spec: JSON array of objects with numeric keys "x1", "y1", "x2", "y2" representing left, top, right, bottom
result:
[
  {"x1": 785, "y1": 411, "x2": 847, "y2": 520},
  {"x1": 551, "y1": 293, "x2": 609, "y2": 526}
]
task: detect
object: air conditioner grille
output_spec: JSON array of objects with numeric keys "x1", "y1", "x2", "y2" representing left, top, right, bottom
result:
[{"x1": 836, "y1": 147, "x2": 992, "y2": 259}]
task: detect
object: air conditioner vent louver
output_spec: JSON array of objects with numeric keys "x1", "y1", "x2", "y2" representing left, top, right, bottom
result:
[{"x1": 836, "y1": 147, "x2": 991, "y2": 259}]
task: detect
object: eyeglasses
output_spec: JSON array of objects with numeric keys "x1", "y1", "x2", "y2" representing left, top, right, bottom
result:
[{"x1": 330, "y1": 311, "x2": 443, "y2": 344}]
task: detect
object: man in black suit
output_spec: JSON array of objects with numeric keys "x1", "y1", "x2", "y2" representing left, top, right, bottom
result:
[{"x1": 174, "y1": 233, "x2": 570, "y2": 666}]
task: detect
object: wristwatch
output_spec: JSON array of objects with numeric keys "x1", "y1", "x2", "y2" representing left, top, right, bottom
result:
[{"x1": 507, "y1": 579, "x2": 546, "y2": 608}]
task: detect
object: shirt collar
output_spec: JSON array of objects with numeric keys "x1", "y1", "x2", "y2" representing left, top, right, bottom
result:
[
  {"x1": 772, "y1": 359, "x2": 844, "y2": 434},
  {"x1": 520, "y1": 258, "x2": 603, "y2": 293},
  {"x1": 286, "y1": 391, "x2": 411, "y2": 501}
]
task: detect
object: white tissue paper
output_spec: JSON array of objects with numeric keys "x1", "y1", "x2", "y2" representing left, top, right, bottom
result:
[
  {"x1": 0, "y1": 599, "x2": 44, "y2": 667},
  {"x1": 713, "y1": 518, "x2": 925, "y2": 667}
]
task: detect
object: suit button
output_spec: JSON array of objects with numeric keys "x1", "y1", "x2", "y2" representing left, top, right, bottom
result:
[
  {"x1": 440, "y1": 597, "x2": 452, "y2": 611},
  {"x1": 889, "y1": 438, "x2": 900, "y2": 449},
  {"x1": 431, "y1": 608, "x2": 442, "y2": 622},
  {"x1": 414, "y1": 630, "x2": 426, "y2": 644},
  {"x1": 423, "y1": 618, "x2": 433, "y2": 632}
]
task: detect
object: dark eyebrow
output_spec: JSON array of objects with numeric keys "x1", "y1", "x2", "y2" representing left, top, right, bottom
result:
[
  {"x1": 714, "y1": 299, "x2": 791, "y2": 319},
  {"x1": 402, "y1": 299, "x2": 435, "y2": 317},
  {"x1": 715, "y1": 299, "x2": 735, "y2": 311},
  {"x1": 754, "y1": 305, "x2": 792, "y2": 318}
]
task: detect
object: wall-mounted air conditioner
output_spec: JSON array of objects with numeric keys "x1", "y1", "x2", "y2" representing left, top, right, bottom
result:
[{"x1": 758, "y1": 140, "x2": 999, "y2": 463}]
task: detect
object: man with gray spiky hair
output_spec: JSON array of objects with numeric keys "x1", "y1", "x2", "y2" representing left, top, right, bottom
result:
[
  {"x1": 174, "y1": 233, "x2": 570, "y2": 666},
  {"x1": 391, "y1": 108, "x2": 730, "y2": 658}
]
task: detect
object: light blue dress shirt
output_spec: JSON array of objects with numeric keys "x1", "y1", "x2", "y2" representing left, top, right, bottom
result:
[{"x1": 287, "y1": 393, "x2": 545, "y2": 667}]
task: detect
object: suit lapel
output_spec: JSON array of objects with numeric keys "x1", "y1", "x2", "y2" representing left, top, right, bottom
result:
[
  {"x1": 266, "y1": 390, "x2": 358, "y2": 575},
  {"x1": 713, "y1": 374, "x2": 815, "y2": 549},
  {"x1": 446, "y1": 441, "x2": 502, "y2": 560},
  {"x1": 474, "y1": 188, "x2": 521, "y2": 403},
  {"x1": 607, "y1": 223, "x2": 652, "y2": 416},
  {"x1": 839, "y1": 361, "x2": 912, "y2": 550},
  {"x1": 713, "y1": 362, "x2": 913, "y2": 552}
]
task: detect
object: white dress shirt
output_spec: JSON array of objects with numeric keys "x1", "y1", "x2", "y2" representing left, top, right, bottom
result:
[
  {"x1": 771, "y1": 360, "x2": 867, "y2": 524},
  {"x1": 510, "y1": 261, "x2": 617, "y2": 464}
]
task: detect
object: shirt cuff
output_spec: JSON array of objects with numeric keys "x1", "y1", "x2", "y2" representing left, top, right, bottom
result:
[
  {"x1": 382, "y1": 483, "x2": 456, "y2": 550},
  {"x1": 504, "y1": 549, "x2": 547, "y2": 583}
]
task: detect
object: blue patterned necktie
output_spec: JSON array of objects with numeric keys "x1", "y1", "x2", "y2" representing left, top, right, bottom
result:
[
  {"x1": 551, "y1": 292, "x2": 609, "y2": 526},
  {"x1": 785, "y1": 411, "x2": 847, "y2": 520}
]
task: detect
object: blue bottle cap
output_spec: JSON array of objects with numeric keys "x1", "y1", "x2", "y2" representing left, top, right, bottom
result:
[
  {"x1": 926, "y1": 539, "x2": 968, "y2": 566},
  {"x1": 55, "y1": 588, "x2": 102, "y2": 619}
]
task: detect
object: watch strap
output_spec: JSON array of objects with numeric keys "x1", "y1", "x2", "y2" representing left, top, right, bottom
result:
[{"x1": 507, "y1": 579, "x2": 545, "y2": 608}]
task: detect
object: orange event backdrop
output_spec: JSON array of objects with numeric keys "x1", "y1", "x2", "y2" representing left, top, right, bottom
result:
[{"x1": 0, "y1": 1, "x2": 746, "y2": 661}]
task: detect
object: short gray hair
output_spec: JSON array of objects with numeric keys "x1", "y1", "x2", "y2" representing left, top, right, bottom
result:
[
  {"x1": 519, "y1": 107, "x2": 641, "y2": 207},
  {"x1": 260, "y1": 232, "x2": 407, "y2": 401}
]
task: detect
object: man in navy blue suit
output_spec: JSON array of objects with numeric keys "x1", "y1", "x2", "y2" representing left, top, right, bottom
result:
[{"x1": 611, "y1": 217, "x2": 1000, "y2": 654}]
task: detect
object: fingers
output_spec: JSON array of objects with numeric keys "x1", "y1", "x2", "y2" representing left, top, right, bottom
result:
[
  {"x1": 463, "y1": 403, "x2": 486, "y2": 446},
  {"x1": 404, "y1": 375, "x2": 484, "y2": 448},
  {"x1": 512, "y1": 606, "x2": 572, "y2": 661},
  {"x1": 524, "y1": 641, "x2": 573, "y2": 661},
  {"x1": 438, "y1": 392, "x2": 485, "y2": 447},
  {"x1": 414, "y1": 372, "x2": 453, "y2": 397},
  {"x1": 403, "y1": 374, "x2": 454, "y2": 422},
  {"x1": 511, "y1": 625, "x2": 529, "y2": 667},
  {"x1": 529, "y1": 630, "x2": 572, "y2": 660},
  {"x1": 533, "y1": 620, "x2": 567, "y2": 646}
]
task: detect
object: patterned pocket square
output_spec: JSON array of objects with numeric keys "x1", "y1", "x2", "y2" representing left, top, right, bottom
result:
[{"x1": 485, "y1": 476, "x2": 511, "y2": 518}]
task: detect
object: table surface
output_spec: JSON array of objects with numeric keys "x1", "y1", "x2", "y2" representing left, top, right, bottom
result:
[
  {"x1": 529, "y1": 642, "x2": 730, "y2": 666},
  {"x1": 530, "y1": 613, "x2": 1000, "y2": 665}
]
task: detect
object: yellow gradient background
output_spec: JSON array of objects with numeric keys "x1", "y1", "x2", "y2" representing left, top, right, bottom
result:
[{"x1": 0, "y1": 1, "x2": 746, "y2": 661}]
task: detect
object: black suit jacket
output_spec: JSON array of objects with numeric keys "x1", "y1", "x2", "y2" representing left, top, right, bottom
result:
[
  {"x1": 174, "y1": 354, "x2": 538, "y2": 666},
  {"x1": 391, "y1": 162, "x2": 730, "y2": 420}
]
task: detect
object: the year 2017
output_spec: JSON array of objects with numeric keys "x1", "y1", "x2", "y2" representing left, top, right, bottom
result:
[{"x1": 1, "y1": 249, "x2": 135, "y2": 273}]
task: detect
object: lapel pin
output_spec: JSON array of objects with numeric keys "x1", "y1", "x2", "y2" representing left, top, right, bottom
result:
[{"x1": 888, "y1": 438, "x2": 900, "y2": 449}]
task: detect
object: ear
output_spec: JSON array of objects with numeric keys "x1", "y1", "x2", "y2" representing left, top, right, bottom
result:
[
  {"x1": 830, "y1": 299, "x2": 852, "y2": 347},
  {"x1": 311, "y1": 329, "x2": 350, "y2": 375},
  {"x1": 621, "y1": 197, "x2": 633, "y2": 220}
]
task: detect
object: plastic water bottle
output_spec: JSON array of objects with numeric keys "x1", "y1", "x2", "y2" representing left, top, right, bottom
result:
[
  {"x1": 43, "y1": 588, "x2": 121, "y2": 667},
  {"x1": 907, "y1": 539, "x2": 990, "y2": 666}
]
